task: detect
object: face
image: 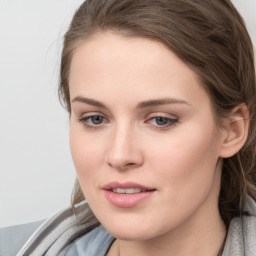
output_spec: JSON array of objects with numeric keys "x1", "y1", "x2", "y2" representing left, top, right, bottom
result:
[{"x1": 69, "y1": 32, "x2": 225, "y2": 240}]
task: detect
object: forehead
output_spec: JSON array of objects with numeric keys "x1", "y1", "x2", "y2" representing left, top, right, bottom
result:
[
  {"x1": 69, "y1": 32, "x2": 210, "y2": 109},
  {"x1": 70, "y1": 31, "x2": 195, "y2": 79}
]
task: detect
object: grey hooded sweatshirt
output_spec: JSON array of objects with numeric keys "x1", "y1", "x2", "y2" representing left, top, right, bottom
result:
[{"x1": 1, "y1": 197, "x2": 255, "y2": 256}]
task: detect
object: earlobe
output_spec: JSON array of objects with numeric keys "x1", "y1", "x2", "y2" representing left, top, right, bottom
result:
[{"x1": 219, "y1": 104, "x2": 249, "y2": 158}]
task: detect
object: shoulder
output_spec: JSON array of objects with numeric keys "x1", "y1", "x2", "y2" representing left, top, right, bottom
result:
[
  {"x1": 242, "y1": 196, "x2": 256, "y2": 254},
  {"x1": 12, "y1": 201, "x2": 101, "y2": 256},
  {"x1": 222, "y1": 196, "x2": 256, "y2": 256},
  {"x1": 244, "y1": 195, "x2": 256, "y2": 216},
  {"x1": 0, "y1": 220, "x2": 44, "y2": 256}
]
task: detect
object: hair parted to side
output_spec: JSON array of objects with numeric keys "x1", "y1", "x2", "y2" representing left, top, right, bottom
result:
[{"x1": 59, "y1": 0, "x2": 256, "y2": 227}]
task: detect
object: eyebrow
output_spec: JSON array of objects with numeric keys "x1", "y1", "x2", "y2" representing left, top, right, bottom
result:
[
  {"x1": 72, "y1": 96, "x2": 107, "y2": 108},
  {"x1": 137, "y1": 98, "x2": 190, "y2": 108},
  {"x1": 71, "y1": 96, "x2": 190, "y2": 109}
]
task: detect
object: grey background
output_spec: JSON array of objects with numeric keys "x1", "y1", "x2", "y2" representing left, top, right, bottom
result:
[{"x1": 0, "y1": 0, "x2": 255, "y2": 228}]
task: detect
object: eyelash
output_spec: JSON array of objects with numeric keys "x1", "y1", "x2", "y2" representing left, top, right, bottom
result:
[
  {"x1": 78, "y1": 115, "x2": 107, "y2": 130},
  {"x1": 78, "y1": 115, "x2": 179, "y2": 131},
  {"x1": 147, "y1": 116, "x2": 178, "y2": 130}
]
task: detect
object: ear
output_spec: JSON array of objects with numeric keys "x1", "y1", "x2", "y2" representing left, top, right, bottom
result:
[{"x1": 219, "y1": 104, "x2": 249, "y2": 158}]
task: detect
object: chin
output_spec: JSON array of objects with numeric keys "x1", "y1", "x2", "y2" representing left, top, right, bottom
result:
[
  {"x1": 107, "y1": 227, "x2": 156, "y2": 241},
  {"x1": 99, "y1": 215, "x2": 166, "y2": 241}
]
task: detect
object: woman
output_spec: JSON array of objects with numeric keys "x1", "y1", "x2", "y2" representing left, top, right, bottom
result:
[{"x1": 2, "y1": 0, "x2": 256, "y2": 255}]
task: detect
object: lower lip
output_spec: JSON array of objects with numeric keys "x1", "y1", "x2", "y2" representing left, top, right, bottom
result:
[{"x1": 103, "y1": 190, "x2": 155, "y2": 208}]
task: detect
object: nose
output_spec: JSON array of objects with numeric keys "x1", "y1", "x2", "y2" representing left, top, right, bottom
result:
[{"x1": 106, "y1": 125, "x2": 144, "y2": 170}]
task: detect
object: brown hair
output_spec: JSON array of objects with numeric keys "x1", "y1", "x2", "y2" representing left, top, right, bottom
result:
[{"x1": 59, "y1": 0, "x2": 256, "y2": 226}]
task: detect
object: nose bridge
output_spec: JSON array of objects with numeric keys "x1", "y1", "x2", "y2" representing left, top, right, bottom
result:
[{"x1": 106, "y1": 120, "x2": 142, "y2": 169}]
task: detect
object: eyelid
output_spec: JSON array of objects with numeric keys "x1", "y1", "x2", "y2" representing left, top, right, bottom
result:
[
  {"x1": 146, "y1": 116, "x2": 178, "y2": 124},
  {"x1": 77, "y1": 112, "x2": 179, "y2": 131},
  {"x1": 78, "y1": 113, "x2": 109, "y2": 130},
  {"x1": 145, "y1": 112, "x2": 178, "y2": 120},
  {"x1": 79, "y1": 110, "x2": 106, "y2": 117},
  {"x1": 144, "y1": 113, "x2": 179, "y2": 130}
]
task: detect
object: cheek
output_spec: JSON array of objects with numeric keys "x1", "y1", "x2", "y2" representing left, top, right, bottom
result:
[
  {"x1": 139, "y1": 124, "x2": 222, "y2": 231},
  {"x1": 147, "y1": 122, "x2": 221, "y2": 198},
  {"x1": 69, "y1": 124, "x2": 105, "y2": 192}
]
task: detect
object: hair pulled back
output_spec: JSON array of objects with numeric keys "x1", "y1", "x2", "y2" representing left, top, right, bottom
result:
[{"x1": 59, "y1": 0, "x2": 256, "y2": 227}]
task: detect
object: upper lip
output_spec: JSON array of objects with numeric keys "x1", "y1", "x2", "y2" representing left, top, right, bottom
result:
[{"x1": 103, "y1": 182, "x2": 155, "y2": 191}]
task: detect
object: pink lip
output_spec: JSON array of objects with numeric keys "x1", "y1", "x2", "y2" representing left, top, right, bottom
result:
[{"x1": 103, "y1": 182, "x2": 156, "y2": 208}]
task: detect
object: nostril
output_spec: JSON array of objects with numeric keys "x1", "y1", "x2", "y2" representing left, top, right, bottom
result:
[
  {"x1": 107, "y1": 159, "x2": 140, "y2": 170},
  {"x1": 127, "y1": 163, "x2": 136, "y2": 166}
]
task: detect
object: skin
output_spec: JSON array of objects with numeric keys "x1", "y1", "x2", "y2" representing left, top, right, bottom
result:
[{"x1": 69, "y1": 32, "x2": 228, "y2": 256}]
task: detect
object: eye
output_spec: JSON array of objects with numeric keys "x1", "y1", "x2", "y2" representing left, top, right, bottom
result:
[
  {"x1": 78, "y1": 115, "x2": 107, "y2": 129},
  {"x1": 147, "y1": 116, "x2": 178, "y2": 129},
  {"x1": 89, "y1": 115, "x2": 104, "y2": 125},
  {"x1": 154, "y1": 117, "x2": 171, "y2": 126}
]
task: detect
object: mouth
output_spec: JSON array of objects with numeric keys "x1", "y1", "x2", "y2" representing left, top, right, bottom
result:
[
  {"x1": 111, "y1": 188, "x2": 151, "y2": 194},
  {"x1": 103, "y1": 182, "x2": 156, "y2": 208},
  {"x1": 103, "y1": 181, "x2": 156, "y2": 193}
]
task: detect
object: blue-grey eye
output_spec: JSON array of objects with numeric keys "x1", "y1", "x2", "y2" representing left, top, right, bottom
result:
[
  {"x1": 155, "y1": 117, "x2": 169, "y2": 125},
  {"x1": 90, "y1": 115, "x2": 104, "y2": 125}
]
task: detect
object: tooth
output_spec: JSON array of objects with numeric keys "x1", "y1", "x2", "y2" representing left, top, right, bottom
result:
[
  {"x1": 125, "y1": 188, "x2": 135, "y2": 194},
  {"x1": 111, "y1": 188, "x2": 147, "y2": 194},
  {"x1": 117, "y1": 188, "x2": 126, "y2": 193}
]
